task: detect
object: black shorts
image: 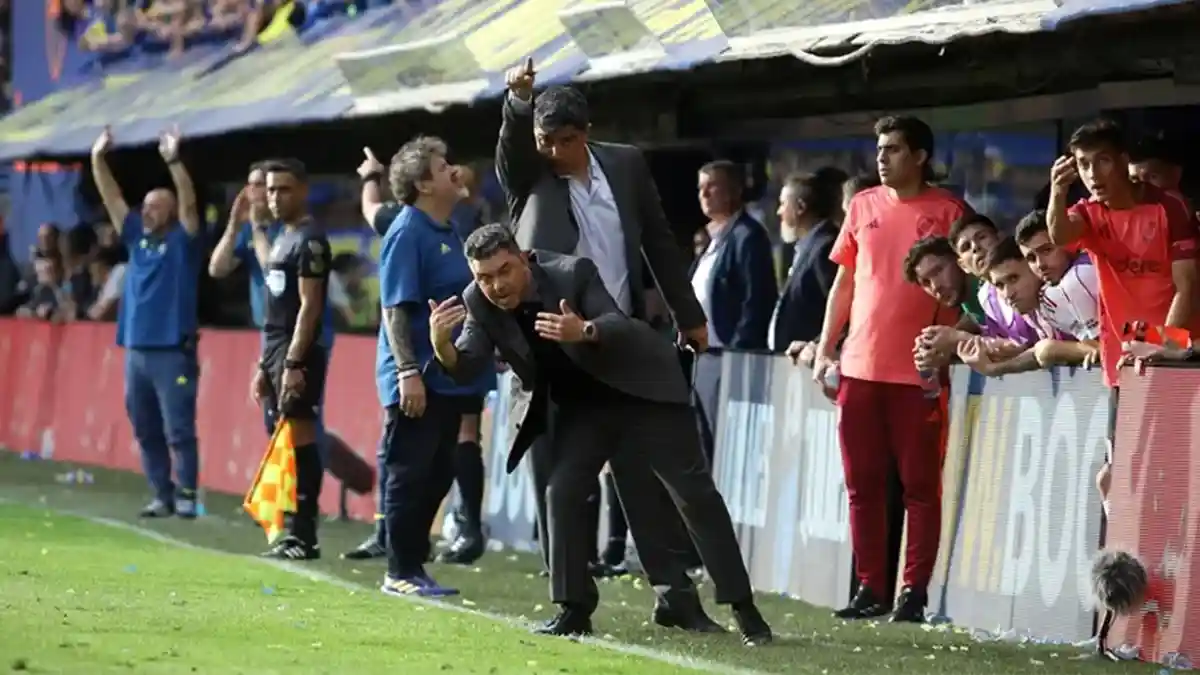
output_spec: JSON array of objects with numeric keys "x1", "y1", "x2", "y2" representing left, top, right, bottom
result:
[{"x1": 262, "y1": 339, "x2": 328, "y2": 422}]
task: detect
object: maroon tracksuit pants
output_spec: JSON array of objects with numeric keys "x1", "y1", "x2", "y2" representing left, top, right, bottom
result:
[{"x1": 837, "y1": 376, "x2": 946, "y2": 597}]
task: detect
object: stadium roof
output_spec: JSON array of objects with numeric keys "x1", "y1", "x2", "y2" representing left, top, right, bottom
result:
[{"x1": 0, "y1": 0, "x2": 1186, "y2": 159}]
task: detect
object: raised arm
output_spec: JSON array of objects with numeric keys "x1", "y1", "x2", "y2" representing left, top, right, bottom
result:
[
  {"x1": 357, "y1": 147, "x2": 390, "y2": 229},
  {"x1": 158, "y1": 127, "x2": 199, "y2": 236},
  {"x1": 496, "y1": 57, "x2": 542, "y2": 218},
  {"x1": 90, "y1": 127, "x2": 130, "y2": 232},
  {"x1": 1046, "y1": 156, "x2": 1088, "y2": 247},
  {"x1": 208, "y1": 189, "x2": 250, "y2": 278}
]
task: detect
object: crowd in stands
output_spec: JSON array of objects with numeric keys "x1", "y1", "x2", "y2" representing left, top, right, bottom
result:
[
  {"x1": 58, "y1": 0, "x2": 392, "y2": 59},
  {"x1": 0, "y1": 221, "x2": 126, "y2": 321}
]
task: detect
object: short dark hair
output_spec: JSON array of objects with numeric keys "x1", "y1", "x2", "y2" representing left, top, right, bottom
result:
[
  {"x1": 533, "y1": 86, "x2": 590, "y2": 134},
  {"x1": 874, "y1": 115, "x2": 936, "y2": 181},
  {"x1": 783, "y1": 172, "x2": 838, "y2": 220},
  {"x1": 1015, "y1": 210, "x2": 1049, "y2": 245},
  {"x1": 948, "y1": 213, "x2": 998, "y2": 247},
  {"x1": 843, "y1": 172, "x2": 881, "y2": 196},
  {"x1": 464, "y1": 223, "x2": 521, "y2": 261},
  {"x1": 700, "y1": 160, "x2": 744, "y2": 195},
  {"x1": 983, "y1": 236, "x2": 1025, "y2": 271},
  {"x1": 389, "y1": 136, "x2": 448, "y2": 205},
  {"x1": 1068, "y1": 118, "x2": 1127, "y2": 155},
  {"x1": 903, "y1": 236, "x2": 955, "y2": 284},
  {"x1": 263, "y1": 158, "x2": 308, "y2": 183}
]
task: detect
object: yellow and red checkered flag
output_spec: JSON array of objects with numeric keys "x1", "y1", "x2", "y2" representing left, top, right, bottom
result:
[{"x1": 243, "y1": 419, "x2": 298, "y2": 542}]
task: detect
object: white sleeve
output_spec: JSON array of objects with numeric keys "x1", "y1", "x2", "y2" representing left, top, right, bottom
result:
[
  {"x1": 99, "y1": 264, "x2": 126, "y2": 303},
  {"x1": 1066, "y1": 263, "x2": 1101, "y2": 341},
  {"x1": 326, "y1": 273, "x2": 351, "y2": 309}
]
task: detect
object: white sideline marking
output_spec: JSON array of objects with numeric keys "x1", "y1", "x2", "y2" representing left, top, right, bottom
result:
[{"x1": 3, "y1": 499, "x2": 764, "y2": 675}]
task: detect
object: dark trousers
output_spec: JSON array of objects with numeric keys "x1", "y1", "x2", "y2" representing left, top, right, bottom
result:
[
  {"x1": 380, "y1": 394, "x2": 461, "y2": 577},
  {"x1": 838, "y1": 377, "x2": 945, "y2": 596},
  {"x1": 531, "y1": 397, "x2": 752, "y2": 610},
  {"x1": 585, "y1": 472, "x2": 629, "y2": 564},
  {"x1": 125, "y1": 348, "x2": 199, "y2": 503},
  {"x1": 692, "y1": 352, "x2": 723, "y2": 468}
]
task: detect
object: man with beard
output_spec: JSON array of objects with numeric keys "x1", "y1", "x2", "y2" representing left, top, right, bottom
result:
[
  {"x1": 770, "y1": 171, "x2": 839, "y2": 352},
  {"x1": 92, "y1": 125, "x2": 203, "y2": 519},
  {"x1": 251, "y1": 159, "x2": 331, "y2": 560},
  {"x1": 496, "y1": 57, "x2": 721, "y2": 630},
  {"x1": 428, "y1": 224, "x2": 771, "y2": 644}
]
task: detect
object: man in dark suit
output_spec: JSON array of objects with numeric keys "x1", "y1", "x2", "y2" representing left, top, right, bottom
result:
[
  {"x1": 770, "y1": 171, "x2": 840, "y2": 353},
  {"x1": 689, "y1": 160, "x2": 778, "y2": 464},
  {"x1": 496, "y1": 58, "x2": 722, "y2": 624},
  {"x1": 429, "y1": 225, "x2": 772, "y2": 645}
]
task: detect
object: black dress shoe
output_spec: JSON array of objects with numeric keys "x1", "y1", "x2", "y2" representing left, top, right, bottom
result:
[
  {"x1": 588, "y1": 561, "x2": 628, "y2": 578},
  {"x1": 342, "y1": 537, "x2": 386, "y2": 560},
  {"x1": 652, "y1": 597, "x2": 725, "y2": 633},
  {"x1": 834, "y1": 586, "x2": 892, "y2": 620},
  {"x1": 436, "y1": 533, "x2": 485, "y2": 565},
  {"x1": 533, "y1": 605, "x2": 593, "y2": 637},
  {"x1": 733, "y1": 602, "x2": 773, "y2": 646},
  {"x1": 889, "y1": 586, "x2": 927, "y2": 624}
]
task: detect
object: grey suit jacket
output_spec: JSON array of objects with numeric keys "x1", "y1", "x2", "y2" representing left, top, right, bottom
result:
[
  {"x1": 495, "y1": 93, "x2": 704, "y2": 331},
  {"x1": 440, "y1": 251, "x2": 691, "y2": 474}
]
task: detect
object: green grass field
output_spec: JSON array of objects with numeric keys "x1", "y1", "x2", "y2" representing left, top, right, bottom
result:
[{"x1": 0, "y1": 453, "x2": 1150, "y2": 674}]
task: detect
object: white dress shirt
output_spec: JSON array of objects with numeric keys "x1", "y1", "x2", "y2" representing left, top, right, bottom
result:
[{"x1": 566, "y1": 150, "x2": 631, "y2": 314}]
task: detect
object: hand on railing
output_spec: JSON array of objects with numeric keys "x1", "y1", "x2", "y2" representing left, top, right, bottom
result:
[{"x1": 1118, "y1": 340, "x2": 1193, "y2": 374}]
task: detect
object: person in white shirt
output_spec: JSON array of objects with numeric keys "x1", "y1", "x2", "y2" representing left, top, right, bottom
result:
[{"x1": 1014, "y1": 210, "x2": 1101, "y2": 345}]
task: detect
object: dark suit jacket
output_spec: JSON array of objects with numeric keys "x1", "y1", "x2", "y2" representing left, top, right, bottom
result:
[
  {"x1": 688, "y1": 212, "x2": 778, "y2": 350},
  {"x1": 771, "y1": 220, "x2": 838, "y2": 351},
  {"x1": 495, "y1": 93, "x2": 703, "y2": 331},
  {"x1": 441, "y1": 251, "x2": 691, "y2": 474}
]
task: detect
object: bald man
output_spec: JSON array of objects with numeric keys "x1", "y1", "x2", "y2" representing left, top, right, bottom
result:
[{"x1": 92, "y1": 125, "x2": 204, "y2": 519}]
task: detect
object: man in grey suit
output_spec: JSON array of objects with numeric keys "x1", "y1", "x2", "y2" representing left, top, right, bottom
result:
[
  {"x1": 429, "y1": 225, "x2": 772, "y2": 644},
  {"x1": 495, "y1": 56, "x2": 724, "y2": 625}
]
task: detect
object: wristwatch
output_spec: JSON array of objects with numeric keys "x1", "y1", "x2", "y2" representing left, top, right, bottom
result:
[{"x1": 582, "y1": 321, "x2": 597, "y2": 341}]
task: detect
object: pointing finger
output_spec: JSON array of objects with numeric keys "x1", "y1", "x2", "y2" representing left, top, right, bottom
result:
[
  {"x1": 364, "y1": 147, "x2": 377, "y2": 162},
  {"x1": 524, "y1": 56, "x2": 534, "y2": 73}
]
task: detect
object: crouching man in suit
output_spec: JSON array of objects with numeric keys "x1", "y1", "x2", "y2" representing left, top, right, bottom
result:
[{"x1": 428, "y1": 224, "x2": 772, "y2": 645}]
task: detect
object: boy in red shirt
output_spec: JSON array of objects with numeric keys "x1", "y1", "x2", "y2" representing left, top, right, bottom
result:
[
  {"x1": 813, "y1": 116, "x2": 967, "y2": 622},
  {"x1": 1046, "y1": 118, "x2": 1198, "y2": 513}
]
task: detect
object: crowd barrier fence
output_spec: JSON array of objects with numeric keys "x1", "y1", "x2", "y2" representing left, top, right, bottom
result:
[{"x1": 0, "y1": 318, "x2": 1189, "y2": 657}]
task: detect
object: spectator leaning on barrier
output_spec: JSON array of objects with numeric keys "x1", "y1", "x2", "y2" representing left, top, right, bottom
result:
[
  {"x1": 1048, "y1": 119, "x2": 1200, "y2": 524},
  {"x1": 86, "y1": 245, "x2": 125, "y2": 321},
  {"x1": 771, "y1": 171, "x2": 839, "y2": 353},
  {"x1": 92, "y1": 124, "x2": 203, "y2": 520},
  {"x1": 1014, "y1": 210, "x2": 1100, "y2": 343},
  {"x1": 14, "y1": 254, "x2": 64, "y2": 321},
  {"x1": 813, "y1": 115, "x2": 968, "y2": 623}
]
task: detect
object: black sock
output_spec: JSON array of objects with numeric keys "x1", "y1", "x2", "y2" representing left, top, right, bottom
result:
[
  {"x1": 291, "y1": 442, "x2": 323, "y2": 545},
  {"x1": 454, "y1": 442, "x2": 484, "y2": 531}
]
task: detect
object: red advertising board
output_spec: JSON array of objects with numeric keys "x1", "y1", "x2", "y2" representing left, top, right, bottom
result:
[{"x1": 0, "y1": 318, "x2": 383, "y2": 522}]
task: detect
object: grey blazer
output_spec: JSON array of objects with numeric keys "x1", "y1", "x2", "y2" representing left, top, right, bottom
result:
[
  {"x1": 440, "y1": 251, "x2": 691, "y2": 474},
  {"x1": 494, "y1": 93, "x2": 705, "y2": 331}
]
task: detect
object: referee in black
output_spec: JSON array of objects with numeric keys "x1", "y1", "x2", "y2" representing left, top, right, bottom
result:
[{"x1": 251, "y1": 158, "x2": 332, "y2": 561}]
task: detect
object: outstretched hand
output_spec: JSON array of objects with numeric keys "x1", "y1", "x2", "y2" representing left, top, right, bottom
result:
[
  {"x1": 158, "y1": 124, "x2": 182, "y2": 163},
  {"x1": 428, "y1": 296, "x2": 467, "y2": 347},
  {"x1": 535, "y1": 300, "x2": 587, "y2": 343}
]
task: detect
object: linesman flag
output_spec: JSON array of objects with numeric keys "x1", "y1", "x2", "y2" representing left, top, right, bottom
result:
[{"x1": 243, "y1": 419, "x2": 298, "y2": 542}]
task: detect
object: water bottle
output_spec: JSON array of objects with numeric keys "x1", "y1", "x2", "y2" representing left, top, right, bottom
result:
[
  {"x1": 918, "y1": 369, "x2": 941, "y2": 399},
  {"x1": 823, "y1": 363, "x2": 841, "y2": 391}
]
